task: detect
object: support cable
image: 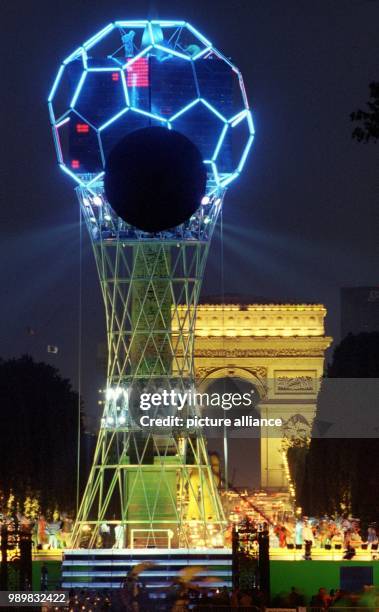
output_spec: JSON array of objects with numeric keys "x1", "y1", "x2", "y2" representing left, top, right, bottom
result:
[
  {"x1": 76, "y1": 205, "x2": 83, "y2": 516},
  {"x1": 220, "y1": 207, "x2": 228, "y2": 492}
]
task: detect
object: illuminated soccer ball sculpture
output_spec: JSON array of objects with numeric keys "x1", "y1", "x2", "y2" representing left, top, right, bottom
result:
[
  {"x1": 48, "y1": 19, "x2": 254, "y2": 233},
  {"x1": 48, "y1": 21, "x2": 255, "y2": 551}
]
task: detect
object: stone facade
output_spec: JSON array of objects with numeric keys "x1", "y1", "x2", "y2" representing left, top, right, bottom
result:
[{"x1": 175, "y1": 303, "x2": 332, "y2": 490}]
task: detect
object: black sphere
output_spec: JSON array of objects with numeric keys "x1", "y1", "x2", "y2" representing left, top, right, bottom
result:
[{"x1": 104, "y1": 126, "x2": 206, "y2": 232}]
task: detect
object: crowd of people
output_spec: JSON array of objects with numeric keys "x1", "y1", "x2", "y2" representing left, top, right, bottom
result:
[
  {"x1": 1, "y1": 509, "x2": 379, "y2": 610},
  {"x1": 47, "y1": 584, "x2": 379, "y2": 611},
  {"x1": 269, "y1": 516, "x2": 378, "y2": 557},
  {"x1": 0, "y1": 509, "x2": 74, "y2": 549},
  {"x1": 273, "y1": 585, "x2": 379, "y2": 610},
  {"x1": 1, "y1": 505, "x2": 377, "y2": 556},
  {"x1": 59, "y1": 586, "x2": 265, "y2": 611}
]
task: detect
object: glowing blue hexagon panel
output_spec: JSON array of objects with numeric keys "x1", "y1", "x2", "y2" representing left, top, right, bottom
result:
[{"x1": 48, "y1": 20, "x2": 254, "y2": 195}]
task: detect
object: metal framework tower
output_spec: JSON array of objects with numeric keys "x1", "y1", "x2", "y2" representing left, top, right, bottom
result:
[
  {"x1": 48, "y1": 19, "x2": 254, "y2": 550},
  {"x1": 72, "y1": 190, "x2": 227, "y2": 548}
]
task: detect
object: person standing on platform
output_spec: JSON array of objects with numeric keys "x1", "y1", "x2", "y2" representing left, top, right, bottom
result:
[
  {"x1": 295, "y1": 519, "x2": 303, "y2": 548},
  {"x1": 37, "y1": 515, "x2": 47, "y2": 549},
  {"x1": 302, "y1": 519, "x2": 314, "y2": 560},
  {"x1": 100, "y1": 522, "x2": 112, "y2": 548},
  {"x1": 46, "y1": 519, "x2": 60, "y2": 549},
  {"x1": 114, "y1": 523, "x2": 125, "y2": 549}
]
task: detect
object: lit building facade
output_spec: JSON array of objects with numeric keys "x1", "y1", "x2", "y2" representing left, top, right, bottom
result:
[{"x1": 175, "y1": 300, "x2": 332, "y2": 490}]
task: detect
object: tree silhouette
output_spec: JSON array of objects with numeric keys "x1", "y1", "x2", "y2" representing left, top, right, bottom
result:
[
  {"x1": 351, "y1": 81, "x2": 379, "y2": 143},
  {"x1": 300, "y1": 333, "x2": 379, "y2": 525},
  {"x1": 0, "y1": 355, "x2": 83, "y2": 512}
]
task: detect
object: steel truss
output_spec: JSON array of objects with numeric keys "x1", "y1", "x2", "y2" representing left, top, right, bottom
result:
[{"x1": 71, "y1": 184, "x2": 227, "y2": 549}]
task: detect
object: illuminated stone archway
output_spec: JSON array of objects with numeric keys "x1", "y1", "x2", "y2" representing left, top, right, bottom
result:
[
  {"x1": 189, "y1": 301, "x2": 332, "y2": 490},
  {"x1": 198, "y1": 365, "x2": 267, "y2": 400},
  {"x1": 196, "y1": 368, "x2": 262, "y2": 489}
]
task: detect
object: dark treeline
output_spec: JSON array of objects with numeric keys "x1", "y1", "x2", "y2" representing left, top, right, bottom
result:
[
  {"x1": 297, "y1": 332, "x2": 379, "y2": 526},
  {"x1": 351, "y1": 81, "x2": 379, "y2": 143},
  {"x1": 0, "y1": 355, "x2": 83, "y2": 512}
]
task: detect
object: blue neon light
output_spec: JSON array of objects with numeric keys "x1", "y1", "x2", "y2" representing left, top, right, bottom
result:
[
  {"x1": 192, "y1": 47, "x2": 212, "y2": 61},
  {"x1": 124, "y1": 45, "x2": 152, "y2": 69},
  {"x1": 98, "y1": 108, "x2": 128, "y2": 132},
  {"x1": 115, "y1": 20, "x2": 148, "y2": 27},
  {"x1": 210, "y1": 47, "x2": 234, "y2": 69},
  {"x1": 247, "y1": 111, "x2": 255, "y2": 135},
  {"x1": 220, "y1": 171, "x2": 239, "y2": 188},
  {"x1": 52, "y1": 125, "x2": 63, "y2": 163},
  {"x1": 230, "y1": 109, "x2": 247, "y2": 127},
  {"x1": 147, "y1": 21, "x2": 155, "y2": 45},
  {"x1": 169, "y1": 99, "x2": 199, "y2": 122},
  {"x1": 211, "y1": 162, "x2": 220, "y2": 185},
  {"x1": 59, "y1": 163, "x2": 85, "y2": 186},
  {"x1": 87, "y1": 171, "x2": 105, "y2": 187},
  {"x1": 97, "y1": 132, "x2": 105, "y2": 166},
  {"x1": 48, "y1": 64, "x2": 64, "y2": 102},
  {"x1": 131, "y1": 108, "x2": 167, "y2": 123},
  {"x1": 55, "y1": 116, "x2": 70, "y2": 129},
  {"x1": 120, "y1": 71, "x2": 129, "y2": 106},
  {"x1": 47, "y1": 102, "x2": 56, "y2": 125},
  {"x1": 200, "y1": 98, "x2": 227, "y2": 123},
  {"x1": 49, "y1": 19, "x2": 254, "y2": 193},
  {"x1": 70, "y1": 71, "x2": 87, "y2": 108},
  {"x1": 63, "y1": 46, "x2": 84, "y2": 66},
  {"x1": 151, "y1": 20, "x2": 186, "y2": 27},
  {"x1": 185, "y1": 23, "x2": 212, "y2": 48},
  {"x1": 82, "y1": 49, "x2": 88, "y2": 70},
  {"x1": 212, "y1": 124, "x2": 228, "y2": 160},
  {"x1": 238, "y1": 135, "x2": 254, "y2": 172},
  {"x1": 153, "y1": 44, "x2": 191, "y2": 61},
  {"x1": 236, "y1": 71, "x2": 249, "y2": 107},
  {"x1": 73, "y1": 108, "x2": 97, "y2": 131},
  {"x1": 87, "y1": 67, "x2": 120, "y2": 72},
  {"x1": 83, "y1": 23, "x2": 114, "y2": 50}
]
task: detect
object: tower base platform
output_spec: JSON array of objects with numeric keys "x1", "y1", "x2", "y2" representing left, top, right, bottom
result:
[{"x1": 62, "y1": 548, "x2": 233, "y2": 590}]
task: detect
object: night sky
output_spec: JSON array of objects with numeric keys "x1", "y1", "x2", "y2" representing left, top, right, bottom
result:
[{"x1": 1, "y1": 1, "x2": 378, "y2": 485}]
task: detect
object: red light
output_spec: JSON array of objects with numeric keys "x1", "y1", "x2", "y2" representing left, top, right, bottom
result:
[
  {"x1": 126, "y1": 58, "x2": 149, "y2": 88},
  {"x1": 71, "y1": 160, "x2": 80, "y2": 169},
  {"x1": 111, "y1": 73, "x2": 119, "y2": 81},
  {"x1": 76, "y1": 123, "x2": 89, "y2": 133}
]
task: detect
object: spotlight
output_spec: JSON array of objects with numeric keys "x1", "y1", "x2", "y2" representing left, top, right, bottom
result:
[
  {"x1": 93, "y1": 195, "x2": 102, "y2": 206},
  {"x1": 106, "y1": 388, "x2": 114, "y2": 401}
]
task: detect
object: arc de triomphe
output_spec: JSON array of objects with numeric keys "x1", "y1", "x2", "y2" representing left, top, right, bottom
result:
[{"x1": 177, "y1": 298, "x2": 332, "y2": 490}]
